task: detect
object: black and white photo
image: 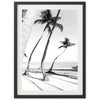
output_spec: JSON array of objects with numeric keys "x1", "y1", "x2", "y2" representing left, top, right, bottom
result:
[{"x1": 14, "y1": 2, "x2": 86, "y2": 98}]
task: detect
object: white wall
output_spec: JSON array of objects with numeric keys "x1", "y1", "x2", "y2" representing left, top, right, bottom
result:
[{"x1": 0, "y1": 0, "x2": 100, "y2": 100}]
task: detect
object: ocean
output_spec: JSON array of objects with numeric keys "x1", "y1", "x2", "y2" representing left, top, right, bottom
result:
[{"x1": 22, "y1": 62, "x2": 78, "y2": 79}]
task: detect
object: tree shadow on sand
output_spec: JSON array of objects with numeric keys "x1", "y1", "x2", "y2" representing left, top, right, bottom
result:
[{"x1": 23, "y1": 73, "x2": 42, "y2": 81}]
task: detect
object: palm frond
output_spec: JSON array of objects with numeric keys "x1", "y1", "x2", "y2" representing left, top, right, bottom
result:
[
  {"x1": 46, "y1": 9, "x2": 52, "y2": 19},
  {"x1": 40, "y1": 10, "x2": 52, "y2": 20},
  {"x1": 58, "y1": 46, "x2": 64, "y2": 49},
  {"x1": 55, "y1": 23, "x2": 63, "y2": 32},
  {"x1": 51, "y1": 16, "x2": 61, "y2": 21},
  {"x1": 47, "y1": 26, "x2": 51, "y2": 33},
  {"x1": 40, "y1": 10, "x2": 47, "y2": 18},
  {"x1": 43, "y1": 23, "x2": 49, "y2": 32},
  {"x1": 60, "y1": 41, "x2": 64, "y2": 44},
  {"x1": 68, "y1": 43, "x2": 75, "y2": 46},
  {"x1": 34, "y1": 19, "x2": 44, "y2": 24},
  {"x1": 42, "y1": 19, "x2": 48, "y2": 24},
  {"x1": 43, "y1": 23, "x2": 51, "y2": 33}
]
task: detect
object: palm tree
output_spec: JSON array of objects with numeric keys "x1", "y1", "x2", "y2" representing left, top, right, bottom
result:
[
  {"x1": 40, "y1": 10, "x2": 63, "y2": 81},
  {"x1": 23, "y1": 10, "x2": 52, "y2": 75},
  {"x1": 47, "y1": 37, "x2": 75, "y2": 73},
  {"x1": 23, "y1": 10, "x2": 63, "y2": 75}
]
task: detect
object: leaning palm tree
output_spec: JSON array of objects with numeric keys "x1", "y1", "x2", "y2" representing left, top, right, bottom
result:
[
  {"x1": 40, "y1": 10, "x2": 63, "y2": 80},
  {"x1": 23, "y1": 10, "x2": 63, "y2": 76},
  {"x1": 23, "y1": 10, "x2": 52, "y2": 75},
  {"x1": 47, "y1": 37, "x2": 75, "y2": 73}
]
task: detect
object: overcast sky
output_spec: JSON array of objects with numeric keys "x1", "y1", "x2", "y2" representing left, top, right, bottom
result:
[{"x1": 23, "y1": 9, "x2": 79, "y2": 63}]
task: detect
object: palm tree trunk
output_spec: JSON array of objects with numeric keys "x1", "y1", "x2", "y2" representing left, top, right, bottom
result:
[
  {"x1": 23, "y1": 33, "x2": 44, "y2": 75},
  {"x1": 40, "y1": 10, "x2": 61, "y2": 80},
  {"x1": 47, "y1": 48, "x2": 66, "y2": 73}
]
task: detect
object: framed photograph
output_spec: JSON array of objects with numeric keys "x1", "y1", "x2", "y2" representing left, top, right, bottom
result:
[{"x1": 14, "y1": 2, "x2": 86, "y2": 98}]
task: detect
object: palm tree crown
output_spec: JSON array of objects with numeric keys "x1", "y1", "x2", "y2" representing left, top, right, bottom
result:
[
  {"x1": 59, "y1": 37, "x2": 75, "y2": 49},
  {"x1": 34, "y1": 10, "x2": 63, "y2": 33}
]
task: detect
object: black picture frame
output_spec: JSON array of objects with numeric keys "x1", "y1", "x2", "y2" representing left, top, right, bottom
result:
[{"x1": 14, "y1": 2, "x2": 86, "y2": 98}]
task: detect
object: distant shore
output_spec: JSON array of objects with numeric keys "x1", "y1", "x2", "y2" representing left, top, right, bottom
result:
[{"x1": 22, "y1": 62, "x2": 78, "y2": 79}]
